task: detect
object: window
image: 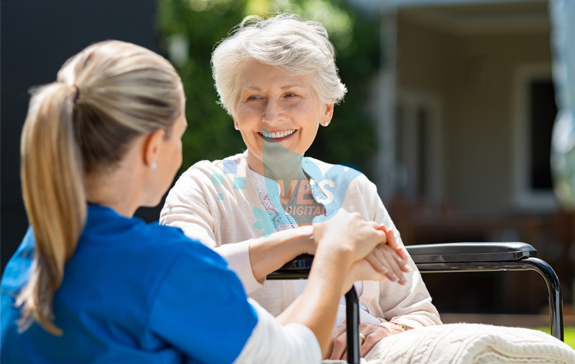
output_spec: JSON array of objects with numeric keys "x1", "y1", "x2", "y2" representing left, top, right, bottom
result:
[
  {"x1": 512, "y1": 65, "x2": 558, "y2": 211},
  {"x1": 395, "y1": 91, "x2": 443, "y2": 204}
]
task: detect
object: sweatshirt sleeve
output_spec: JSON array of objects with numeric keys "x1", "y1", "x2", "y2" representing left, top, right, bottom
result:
[
  {"x1": 160, "y1": 163, "x2": 264, "y2": 294},
  {"x1": 363, "y1": 178, "x2": 442, "y2": 328},
  {"x1": 233, "y1": 299, "x2": 322, "y2": 364}
]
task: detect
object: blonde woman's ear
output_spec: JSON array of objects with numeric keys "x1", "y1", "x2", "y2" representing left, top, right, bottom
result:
[{"x1": 143, "y1": 129, "x2": 165, "y2": 169}]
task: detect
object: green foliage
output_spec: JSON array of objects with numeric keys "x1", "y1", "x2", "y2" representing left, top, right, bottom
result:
[{"x1": 157, "y1": 0, "x2": 380, "y2": 176}]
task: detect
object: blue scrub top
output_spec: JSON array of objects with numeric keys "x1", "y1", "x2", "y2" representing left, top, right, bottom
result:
[{"x1": 1, "y1": 204, "x2": 258, "y2": 364}]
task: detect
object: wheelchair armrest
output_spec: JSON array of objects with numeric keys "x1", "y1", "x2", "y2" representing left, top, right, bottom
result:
[
  {"x1": 406, "y1": 242, "x2": 536, "y2": 263},
  {"x1": 279, "y1": 254, "x2": 314, "y2": 269},
  {"x1": 267, "y1": 254, "x2": 314, "y2": 279},
  {"x1": 269, "y1": 243, "x2": 537, "y2": 276}
]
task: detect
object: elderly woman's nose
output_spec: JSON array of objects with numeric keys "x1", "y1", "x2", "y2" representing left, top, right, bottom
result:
[{"x1": 263, "y1": 99, "x2": 282, "y2": 123}]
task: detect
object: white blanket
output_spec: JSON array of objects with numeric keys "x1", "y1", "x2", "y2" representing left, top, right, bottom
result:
[{"x1": 323, "y1": 324, "x2": 575, "y2": 364}]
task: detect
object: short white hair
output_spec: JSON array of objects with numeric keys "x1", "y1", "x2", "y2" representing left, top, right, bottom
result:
[{"x1": 211, "y1": 14, "x2": 347, "y2": 116}]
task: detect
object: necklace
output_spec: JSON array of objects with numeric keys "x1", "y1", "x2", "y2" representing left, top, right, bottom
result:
[
  {"x1": 281, "y1": 175, "x2": 310, "y2": 215},
  {"x1": 281, "y1": 180, "x2": 300, "y2": 215}
]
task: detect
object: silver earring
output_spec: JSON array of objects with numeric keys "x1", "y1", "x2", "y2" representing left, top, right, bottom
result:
[
  {"x1": 151, "y1": 162, "x2": 157, "y2": 170},
  {"x1": 234, "y1": 124, "x2": 239, "y2": 130}
]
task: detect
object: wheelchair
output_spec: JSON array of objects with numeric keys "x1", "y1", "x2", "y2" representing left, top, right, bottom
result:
[{"x1": 268, "y1": 242, "x2": 563, "y2": 364}]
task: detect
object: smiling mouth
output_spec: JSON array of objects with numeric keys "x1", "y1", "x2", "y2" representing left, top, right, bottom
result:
[{"x1": 258, "y1": 129, "x2": 297, "y2": 139}]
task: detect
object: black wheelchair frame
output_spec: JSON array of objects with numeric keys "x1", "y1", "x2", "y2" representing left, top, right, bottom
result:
[{"x1": 268, "y1": 242, "x2": 564, "y2": 364}]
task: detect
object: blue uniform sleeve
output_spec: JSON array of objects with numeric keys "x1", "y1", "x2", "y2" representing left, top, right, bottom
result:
[{"x1": 148, "y1": 238, "x2": 258, "y2": 364}]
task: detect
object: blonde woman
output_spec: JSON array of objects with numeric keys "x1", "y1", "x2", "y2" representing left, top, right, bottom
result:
[
  {"x1": 160, "y1": 14, "x2": 440, "y2": 360},
  {"x1": 0, "y1": 40, "x2": 393, "y2": 363}
]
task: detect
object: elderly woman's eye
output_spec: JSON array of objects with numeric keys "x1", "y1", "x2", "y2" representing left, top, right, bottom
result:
[
  {"x1": 247, "y1": 95, "x2": 261, "y2": 101},
  {"x1": 285, "y1": 93, "x2": 298, "y2": 98}
]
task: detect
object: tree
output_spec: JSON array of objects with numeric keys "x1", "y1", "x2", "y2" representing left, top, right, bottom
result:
[{"x1": 157, "y1": 0, "x2": 379, "y2": 177}]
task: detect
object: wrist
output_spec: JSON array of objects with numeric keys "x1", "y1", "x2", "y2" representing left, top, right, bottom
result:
[
  {"x1": 389, "y1": 321, "x2": 411, "y2": 332},
  {"x1": 298, "y1": 225, "x2": 315, "y2": 255},
  {"x1": 314, "y1": 242, "x2": 354, "y2": 271}
]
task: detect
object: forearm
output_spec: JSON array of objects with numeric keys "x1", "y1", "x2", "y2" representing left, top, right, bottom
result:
[
  {"x1": 234, "y1": 299, "x2": 322, "y2": 364},
  {"x1": 276, "y1": 245, "x2": 353, "y2": 356},
  {"x1": 249, "y1": 225, "x2": 314, "y2": 282}
]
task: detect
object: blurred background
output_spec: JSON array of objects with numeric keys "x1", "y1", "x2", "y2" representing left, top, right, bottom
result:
[{"x1": 2, "y1": 0, "x2": 574, "y2": 329}]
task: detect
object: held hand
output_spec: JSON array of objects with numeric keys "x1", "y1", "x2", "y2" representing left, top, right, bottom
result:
[
  {"x1": 326, "y1": 321, "x2": 406, "y2": 360},
  {"x1": 365, "y1": 244, "x2": 411, "y2": 285},
  {"x1": 377, "y1": 225, "x2": 409, "y2": 261},
  {"x1": 312, "y1": 209, "x2": 386, "y2": 261}
]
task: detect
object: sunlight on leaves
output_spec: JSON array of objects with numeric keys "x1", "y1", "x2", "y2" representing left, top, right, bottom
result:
[{"x1": 245, "y1": 0, "x2": 352, "y2": 49}]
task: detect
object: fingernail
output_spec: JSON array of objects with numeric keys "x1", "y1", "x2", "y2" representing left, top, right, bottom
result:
[
  {"x1": 399, "y1": 276, "x2": 407, "y2": 285},
  {"x1": 380, "y1": 265, "x2": 388, "y2": 273},
  {"x1": 403, "y1": 264, "x2": 412, "y2": 272},
  {"x1": 389, "y1": 273, "x2": 399, "y2": 282}
]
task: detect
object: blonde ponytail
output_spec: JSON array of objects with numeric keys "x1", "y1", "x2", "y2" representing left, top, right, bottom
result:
[
  {"x1": 17, "y1": 83, "x2": 86, "y2": 335},
  {"x1": 15, "y1": 40, "x2": 183, "y2": 335}
]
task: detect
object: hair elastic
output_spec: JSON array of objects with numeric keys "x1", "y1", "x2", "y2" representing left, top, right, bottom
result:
[{"x1": 73, "y1": 85, "x2": 81, "y2": 103}]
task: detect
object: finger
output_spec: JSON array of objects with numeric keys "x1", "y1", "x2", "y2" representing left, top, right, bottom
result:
[
  {"x1": 329, "y1": 331, "x2": 347, "y2": 360},
  {"x1": 361, "y1": 333, "x2": 380, "y2": 357},
  {"x1": 370, "y1": 222, "x2": 388, "y2": 242},
  {"x1": 326, "y1": 321, "x2": 347, "y2": 359},
  {"x1": 365, "y1": 253, "x2": 389, "y2": 274},
  {"x1": 378, "y1": 234, "x2": 410, "y2": 273},
  {"x1": 375, "y1": 247, "x2": 406, "y2": 284},
  {"x1": 393, "y1": 249, "x2": 412, "y2": 273},
  {"x1": 385, "y1": 227, "x2": 409, "y2": 261},
  {"x1": 386, "y1": 243, "x2": 412, "y2": 273},
  {"x1": 372, "y1": 247, "x2": 398, "y2": 282},
  {"x1": 382, "y1": 248, "x2": 407, "y2": 284},
  {"x1": 377, "y1": 225, "x2": 396, "y2": 247},
  {"x1": 325, "y1": 337, "x2": 334, "y2": 359}
]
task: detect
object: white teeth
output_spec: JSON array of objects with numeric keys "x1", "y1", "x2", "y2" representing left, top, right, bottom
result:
[{"x1": 261, "y1": 129, "x2": 296, "y2": 138}]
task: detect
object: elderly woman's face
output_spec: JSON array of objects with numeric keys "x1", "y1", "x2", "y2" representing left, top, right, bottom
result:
[{"x1": 235, "y1": 62, "x2": 333, "y2": 163}]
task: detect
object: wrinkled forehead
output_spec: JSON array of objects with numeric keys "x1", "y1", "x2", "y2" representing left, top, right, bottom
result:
[{"x1": 238, "y1": 61, "x2": 316, "y2": 92}]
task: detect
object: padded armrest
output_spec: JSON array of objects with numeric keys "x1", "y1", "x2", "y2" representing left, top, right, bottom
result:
[
  {"x1": 269, "y1": 243, "x2": 537, "y2": 277},
  {"x1": 406, "y1": 242, "x2": 536, "y2": 263}
]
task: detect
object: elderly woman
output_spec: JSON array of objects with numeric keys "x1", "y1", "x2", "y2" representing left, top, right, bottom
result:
[{"x1": 160, "y1": 15, "x2": 441, "y2": 359}]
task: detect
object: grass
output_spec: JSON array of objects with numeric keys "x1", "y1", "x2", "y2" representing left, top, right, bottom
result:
[{"x1": 535, "y1": 327, "x2": 575, "y2": 349}]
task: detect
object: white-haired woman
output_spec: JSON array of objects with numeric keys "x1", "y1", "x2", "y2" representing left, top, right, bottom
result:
[
  {"x1": 161, "y1": 14, "x2": 441, "y2": 360},
  {"x1": 1, "y1": 40, "x2": 391, "y2": 363}
]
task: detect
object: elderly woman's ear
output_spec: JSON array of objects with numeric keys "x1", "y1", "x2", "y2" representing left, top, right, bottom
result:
[{"x1": 321, "y1": 102, "x2": 335, "y2": 127}]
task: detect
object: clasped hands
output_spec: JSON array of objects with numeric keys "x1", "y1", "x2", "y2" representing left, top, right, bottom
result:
[{"x1": 312, "y1": 209, "x2": 411, "y2": 294}]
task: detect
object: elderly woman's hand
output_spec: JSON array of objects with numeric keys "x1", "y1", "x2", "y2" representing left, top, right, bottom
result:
[
  {"x1": 312, "y1": 215, "x2": 411, "y2": 284},
  {"x1": 365, "y1": 227, "x2": 411, "y2": 285},
  {"x1": 326, "y1": 321, "x2": 407, "y2": 360}
]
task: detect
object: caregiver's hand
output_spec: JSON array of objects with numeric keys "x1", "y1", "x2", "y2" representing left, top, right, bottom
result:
[
  {"x1": 341, "y1": 259, "x2": 388, "y2": 295},
  {"x1": 312, "y1": 210, "x2": 386, "y2": 261},
  {"x1": 326, "y1": 321, "x2": 407, "y2": 360}
]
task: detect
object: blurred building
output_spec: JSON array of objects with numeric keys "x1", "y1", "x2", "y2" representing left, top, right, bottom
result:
[{"x1": 352, "y1": 0, "x2": 574, "y2": 314}]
